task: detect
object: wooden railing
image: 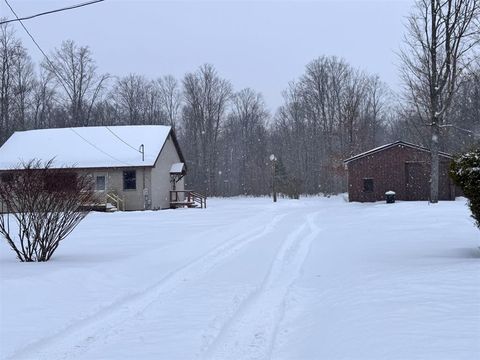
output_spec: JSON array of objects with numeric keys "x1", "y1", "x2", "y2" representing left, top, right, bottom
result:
[
  {"x1": 106, "y1": 192, "x2": 125, "y2": 211},
  {"x1": 170, "y1": 190, "x2": 207, "y2": 209},
  {"x1": 189, "y1": 191, "x2": 207, "y2": 209}
]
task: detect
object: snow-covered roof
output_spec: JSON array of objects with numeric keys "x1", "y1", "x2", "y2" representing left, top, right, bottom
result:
[
  {"x1": 170, "y1": 162, "x2": 185, "y2": 174},
  {"x1": 0, "y1": 125, "x2": 176, "y2": 170},
  {"x1": 344, "y1": 141, "x2": 453, "y2": 164}
]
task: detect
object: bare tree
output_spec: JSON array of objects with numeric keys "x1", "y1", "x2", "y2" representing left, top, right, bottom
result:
[
  {"x1": 157, "y1": 75, "x2": 181, "y2": 130},
  {"x1": 445, "y1": 63, "x2": 480, "y2": 150},
  {"x1": 31, "y1": 68, "x2": 57, "y2": 129},
  {"x1": 358, "y1": 75, "x2": 390, "y2": 149},
  {"x1": 0, "y1": 160, "x2": 96, "y2": 262},
  {"x1": 272, "y1": 82, "x2": 309, "y2": 189},
  {"x1": 0, "y1": 22, "x2": 24, "y2": 143},
  {"x1": 43, "y1": 40, "x2": 109, "y2": 127},
  {"x1": 272, "y1": 56, "x2": 389, "y2": 195},
  {"x1": 182, "y1": 64, "x2": 232, "y2": 195},
  {"x1": 111, "y1": 74, "x2": 180, "y2": 126},
  {"x1": 10, "y1": 45, "x2": 35, "y2": 131},
  {"x1": 221, "y1": 88, "x2": 269, "y2": 195},
  {"x1": 112, "y1": 73, "x2": 150, "y2": 125},
  {"x1": 400, "y1": 0, "x2": 480, "y2": 203}
]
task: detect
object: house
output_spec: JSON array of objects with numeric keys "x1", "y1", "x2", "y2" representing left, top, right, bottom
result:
[
  {"x1": 0, "y1": 125, "x2": 189, "y2": 211},
  {"x1": 344, "y1": 141, "x2": 457, "y2": 202}
]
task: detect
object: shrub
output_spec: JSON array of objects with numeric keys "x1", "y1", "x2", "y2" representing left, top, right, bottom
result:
[
  {"x1": 0, "y1": 160, "x2": 97, "y2": 262},
  {"x1": 281, "y1": 176, "x2": 303, "y2": 199},
  {"x1": 450, "y1": 149, "x2": 480, "y2": 229}
]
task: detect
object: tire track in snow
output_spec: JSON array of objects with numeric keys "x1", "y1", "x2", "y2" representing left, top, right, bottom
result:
[
  {"x1": 7, "y1": 211, "x2": 290, "y2": 360},
  {"x1": 201, "y1": 211, "x2": 321, "y2": 360}
]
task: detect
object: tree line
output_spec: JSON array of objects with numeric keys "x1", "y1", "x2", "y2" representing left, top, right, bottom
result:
[{"x1": 1, "y1": 2, "x2": 479, "y2": 198}]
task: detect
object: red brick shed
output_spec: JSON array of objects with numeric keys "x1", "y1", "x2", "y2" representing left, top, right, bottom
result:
[{"x1": 344, "y1": 141, "x2": 457, "y2": 202}]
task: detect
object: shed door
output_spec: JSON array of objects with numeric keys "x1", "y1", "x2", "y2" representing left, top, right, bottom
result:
[{"x1": 405, "y1": 162, "x2": 429, "y2": 201}]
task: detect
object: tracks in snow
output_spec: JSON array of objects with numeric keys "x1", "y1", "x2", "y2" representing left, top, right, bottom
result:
[
  {"x1": 9, "y1": 208, "x2": 321, "y2": 360},
  {"x1": 201, "y1": 212, "x2": 321, "y2": 360},
  {"x1": 8, "y1": 212, "x2": 288, "y2": 360}
]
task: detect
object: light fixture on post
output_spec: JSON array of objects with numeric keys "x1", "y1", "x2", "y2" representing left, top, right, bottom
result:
[{"x1": 269, "y1": 154, "x2": 277, "y2": 203}]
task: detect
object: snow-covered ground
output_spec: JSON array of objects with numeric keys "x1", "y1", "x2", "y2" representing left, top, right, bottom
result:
[{"x1": 1, "y1": 197, "x2": 479, "y2": 360}]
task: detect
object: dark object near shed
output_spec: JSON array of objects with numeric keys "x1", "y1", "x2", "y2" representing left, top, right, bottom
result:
[
  {"x1": 344, "y1": 141, "x2": 458, "y2": 202},
  {"x1": 385, "y1": 191, "x2": 396, "y2": 204}
]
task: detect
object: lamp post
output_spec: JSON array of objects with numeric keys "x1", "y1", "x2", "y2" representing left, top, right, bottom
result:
[{"x1": 269, "y1": 154, "x2": 277, "y2": 202}]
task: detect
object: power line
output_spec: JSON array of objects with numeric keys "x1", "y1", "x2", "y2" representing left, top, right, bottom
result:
[
  {"x1": 3, "y1": 0, "x2": 71, "y2": 96},
  {"x1": 69, "y1": 128, "x2": 134, "y2": 167},
  {"x1": 3, "y1": 1, "x2": 136, "y2": 167},
  {"x1": 0, "y1": 0, "x2": 105, "y2": 25},
  {"x1": 105, "y1": 127, "x2": 142, "y2": 153},
  {"x1": 105, "y1": 126, "x2": 146, "y2": 162},
  {"x1": 4, "y1": 1, "x2": 139, "y2": 167}
]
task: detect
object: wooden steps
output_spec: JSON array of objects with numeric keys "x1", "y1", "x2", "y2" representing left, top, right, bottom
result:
[
  {"x1": 170, "y1": 201, "x2": 198, "y2": 209},
  {"x1": 80, "y1": 202, "x2": 118, "y2": 212},
  {"x1": 169, "y1": 190, "x2": 206, "y2": 209}
]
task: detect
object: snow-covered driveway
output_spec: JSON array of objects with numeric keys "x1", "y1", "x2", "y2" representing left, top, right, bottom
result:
[{"x1": 1, "y1": 197, "x2": 479, "y2": 359}]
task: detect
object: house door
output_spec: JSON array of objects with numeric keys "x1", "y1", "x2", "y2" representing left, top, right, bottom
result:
[{"x1": 405, "y1": 162, "x2": 429, "y2": 201}]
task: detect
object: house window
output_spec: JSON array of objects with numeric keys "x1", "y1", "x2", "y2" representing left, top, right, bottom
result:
[
  {"x1": 95, "y1": 175, "x2": 106, "y2": 191},
  {"x1": 363, "y1": 178, "x2": 374, "y2": 192},
  {"x1": 123, "y1": 170, "x2": 136, "y2": 190}
]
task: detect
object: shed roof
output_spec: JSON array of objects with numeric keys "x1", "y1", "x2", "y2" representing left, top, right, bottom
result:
[
  {"x1": 0, "y1": 125, "x2": 183, "y2": 170},
  {"x1": 343, "y1": 141, "x2": 453, "y2": 164}
]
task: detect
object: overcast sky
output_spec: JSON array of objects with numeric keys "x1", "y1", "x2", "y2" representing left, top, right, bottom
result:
[{"x1": 1, "y1": 0, "x2": 414, "y2": 111}]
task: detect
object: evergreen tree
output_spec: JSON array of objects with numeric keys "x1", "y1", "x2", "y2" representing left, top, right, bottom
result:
[{"x1": 451, "y1": 148, "x2": 480, "y2": 229}]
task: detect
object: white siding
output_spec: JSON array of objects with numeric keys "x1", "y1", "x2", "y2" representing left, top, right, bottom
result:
[
  {"x1": 84, "y1": 168, "x2": 152, "y2": 211},
  {"x1": 150, "y1": 136, "x2": 184, "y2": 209}
]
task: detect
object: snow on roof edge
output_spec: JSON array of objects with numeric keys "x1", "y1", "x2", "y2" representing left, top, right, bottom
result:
[
  {"x1": 0, "y1": 125, "x2": 174, "y2": 170},
  {"x1": 170, "y1": 162, "x2": 185, "y2": 174},
  {"x1": 344, "y1": 141, "x2": 453, "y2": 164}
]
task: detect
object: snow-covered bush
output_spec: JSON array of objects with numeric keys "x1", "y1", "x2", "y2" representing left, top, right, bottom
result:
[
  {"x1": 450, "y1": 149, "x2": 480, "y2": 229},
  {"x1": 0, "y1": 160, "x2": 97, "y2": 262}
]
